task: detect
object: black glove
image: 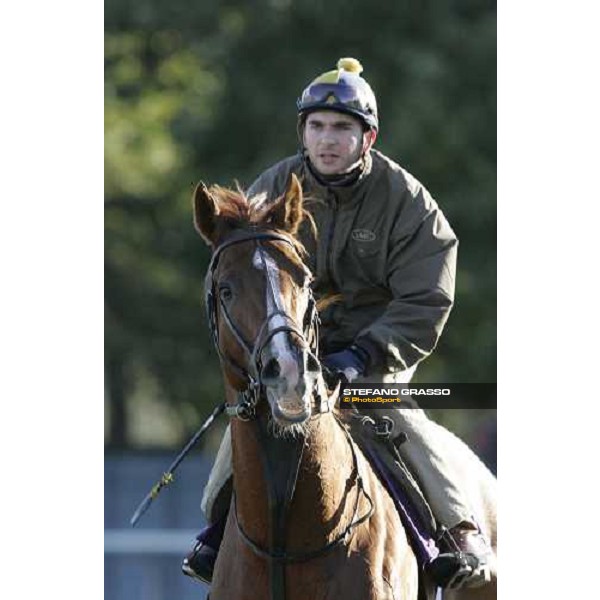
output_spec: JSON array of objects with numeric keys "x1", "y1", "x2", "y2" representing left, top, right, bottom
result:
[{"x1": 322, "y1": 345, "x2": 369, "y2": 386}]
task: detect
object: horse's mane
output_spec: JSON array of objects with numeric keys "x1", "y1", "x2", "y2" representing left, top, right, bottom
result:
[{"x1": 316, "y1": 293, "x2": 342, "y2": 312}]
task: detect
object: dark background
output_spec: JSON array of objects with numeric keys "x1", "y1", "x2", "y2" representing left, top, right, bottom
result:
[{"x1": 105, "y1": 0, "x2": 497, "y2": 452}]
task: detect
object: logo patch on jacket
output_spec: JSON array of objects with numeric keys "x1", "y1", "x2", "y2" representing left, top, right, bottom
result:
[{"x1": 351, "y1": 229, "x2": 377, "y2": 242}]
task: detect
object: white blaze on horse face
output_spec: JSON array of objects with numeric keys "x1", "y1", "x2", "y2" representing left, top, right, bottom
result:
[{"x1": 252, "y1": 247, "x2": 311, "y2": 419}]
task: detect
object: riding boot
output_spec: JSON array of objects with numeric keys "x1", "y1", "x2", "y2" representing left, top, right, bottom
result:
[{"x1": 182, "y1": 514, "x2": 227, "y2": 584}]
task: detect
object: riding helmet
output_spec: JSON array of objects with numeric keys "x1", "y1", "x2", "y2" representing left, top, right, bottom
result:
[{"x1": 297, "y1": 58, "x2": 379, "y2": 131}]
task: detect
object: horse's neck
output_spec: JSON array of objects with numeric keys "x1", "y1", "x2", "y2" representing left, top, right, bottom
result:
[
  {"x1": 229, "y1": 392, "x2": 357, "y2": 550},
  {"x1": 287, "y1": 413, "x2": 360, "y2": 548}
]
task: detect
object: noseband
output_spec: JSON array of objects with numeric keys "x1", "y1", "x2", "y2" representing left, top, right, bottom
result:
[{"x1": 205, "y1": 229, "x2": 323, "y2": 419}]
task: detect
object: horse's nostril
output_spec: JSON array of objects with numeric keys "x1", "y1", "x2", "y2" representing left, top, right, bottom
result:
[{"x1": 262, "y1": 357, "x2": 281, "y2": 381}]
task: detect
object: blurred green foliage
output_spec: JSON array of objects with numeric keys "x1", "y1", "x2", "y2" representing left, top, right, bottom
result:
[{"x1": 105, "y1": 0, "x2": 496, "y2": 448}]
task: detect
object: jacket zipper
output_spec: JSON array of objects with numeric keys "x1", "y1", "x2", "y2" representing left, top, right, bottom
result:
[{"x1": 325, "y1": 191, "x2": 338, "y2": 287}]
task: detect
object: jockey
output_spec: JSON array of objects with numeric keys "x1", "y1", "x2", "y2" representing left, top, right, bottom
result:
[{"x1": 183, "y1": 58, "x2": 493, "y2": 589}]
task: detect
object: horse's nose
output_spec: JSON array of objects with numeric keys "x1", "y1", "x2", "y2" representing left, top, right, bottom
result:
[
  {"x1": 260, "y1": 345, "x2": 321, "y2": 425},
  {"x1": 261, "y1": 347, "x2": 320, "y2": 386}
]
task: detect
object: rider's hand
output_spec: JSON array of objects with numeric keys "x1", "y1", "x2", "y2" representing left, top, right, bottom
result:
[{"x1": 322, "y1": 345, "x2": 369, "y2": 385}]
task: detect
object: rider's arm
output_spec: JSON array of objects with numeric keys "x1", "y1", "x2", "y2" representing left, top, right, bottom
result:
[{"x1": 354, "y1": 185, "x2": 458, "y2": 374}]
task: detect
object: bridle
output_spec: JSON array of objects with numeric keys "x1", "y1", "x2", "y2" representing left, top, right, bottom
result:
[
  {"x1": 205, "y1": 228, "x2": 326, "y2": 419},
  {"x1": 205, "y1": 227, "x2": 374, "y2": 600}
]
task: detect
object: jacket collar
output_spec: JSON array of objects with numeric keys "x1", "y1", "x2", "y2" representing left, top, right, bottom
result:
[{"x1": 302, "y1": 152, "x2": 373, "y2": 206}]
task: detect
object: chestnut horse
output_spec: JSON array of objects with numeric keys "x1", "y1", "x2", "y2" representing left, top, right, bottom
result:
[{"x1": 192, "y1": 174, "x2": 496, "y2": 600}]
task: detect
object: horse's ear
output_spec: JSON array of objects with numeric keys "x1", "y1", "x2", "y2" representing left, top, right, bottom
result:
[
  {"x1": 265, "y1": 173, "x2": 304, "y2": 235},
  {"x1": 192, "y1": 182, "x2": 220, "y2": 246}
]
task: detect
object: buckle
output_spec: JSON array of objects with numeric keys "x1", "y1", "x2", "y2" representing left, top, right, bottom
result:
[
  {"x1": 358, "y1": 415, "x2": 376, "y2": 428},
  {"x1": 354, "y1": 415, "x2": 395, "y2": 439},
  {"x1": 236, "y1": 403, "x2": 256, "y2": 421},
  {"x1": 373, "y1": 416, "x2": 394, "y2": 438},
  {"x1": 314, "y1": 387, "x2": 331, "y2": 414},
  {"x1": 225, "y1": 404, "x2": 250, "y2": 420}
]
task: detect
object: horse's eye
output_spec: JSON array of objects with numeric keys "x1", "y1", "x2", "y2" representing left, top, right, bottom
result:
[{"x1": 219, "y1": 285, "x2": 233, "y2": 302}]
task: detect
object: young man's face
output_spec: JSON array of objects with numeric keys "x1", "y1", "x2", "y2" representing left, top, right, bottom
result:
[{"x1": 303, "y1": 110, "x2": 370, "y2": 175}]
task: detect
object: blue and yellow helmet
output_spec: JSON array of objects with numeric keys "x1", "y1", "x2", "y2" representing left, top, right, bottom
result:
[{"x1": 297, "y1": 58, "x2": 378, "y2": 131}]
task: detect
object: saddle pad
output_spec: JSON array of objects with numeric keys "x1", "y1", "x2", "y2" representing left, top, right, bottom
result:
[{"x1": 356, "y1": 435, "x2": 440, "y2": 567}]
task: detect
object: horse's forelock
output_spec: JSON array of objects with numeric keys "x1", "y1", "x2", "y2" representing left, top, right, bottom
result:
[
  {"x1": 209, "y1": 185, "x2": 252, "y2": 222},
  {"x1": 208, "y1": 185, "x2": 272, "y2": 227},
  {"x1": 208, "y1": 184, "x2": 308, "y2": 263}
]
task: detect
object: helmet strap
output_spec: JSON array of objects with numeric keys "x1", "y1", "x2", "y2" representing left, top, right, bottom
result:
[
  {"x1": 296, "y1": 116, "x2": 306, "y2": 153},
  {"x1": 361, "y1": 128, "x2": 377, "y2": 157}
]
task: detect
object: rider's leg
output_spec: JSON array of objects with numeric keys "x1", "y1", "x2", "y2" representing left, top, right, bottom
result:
[
  {"x1": 391, "y1": 408, "x2": 475, "y2": 528},
  {"x1": 357, "y1": 367, "x2": 473, "y2": 529},
  {"x1": 358, "y1": 369, "x2": 493, "y2": 589},
  {"x1": 182, "y1": 425, "x2": 233, "y2": 584},
  {"x1": 201, "y1": 425, "x2": 233, "y2": 522},
  {"x1": 182, "y1": 514, "x2": 227, "y2": 583},
  {"x1": 391, "y1": 410, "x2": 492, "y2": 588}
]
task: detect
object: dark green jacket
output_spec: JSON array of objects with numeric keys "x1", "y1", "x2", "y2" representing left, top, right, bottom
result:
[{"x1": 248, "y1": 149, "x2": 458, "y2": 375}]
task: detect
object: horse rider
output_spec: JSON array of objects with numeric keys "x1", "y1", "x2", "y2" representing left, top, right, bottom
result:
[{"x1": 183, "y1": 57, "x2": 492, "y2": 589}]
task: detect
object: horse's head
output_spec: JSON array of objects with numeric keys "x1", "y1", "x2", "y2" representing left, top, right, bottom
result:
[{"x1": 193, "y1": 174, "x2": 325, "y2": 428}]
